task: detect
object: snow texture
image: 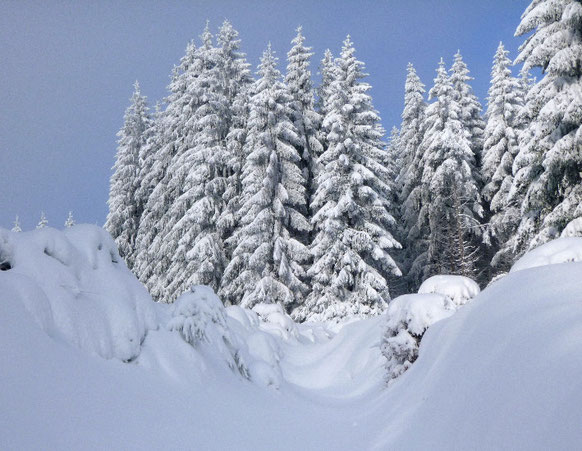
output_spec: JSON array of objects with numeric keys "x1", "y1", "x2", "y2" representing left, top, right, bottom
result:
[
  {"x1": 418, "y1": 274, "x2": 480, "y2": 306},
  {"x1": 510, "y1": 237, "x2": 582, "y2": 272}
]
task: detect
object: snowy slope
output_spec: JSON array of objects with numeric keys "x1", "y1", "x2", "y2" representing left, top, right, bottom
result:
[{"x1": 1, "y1": 227, "x2": 582, "y2": 449}]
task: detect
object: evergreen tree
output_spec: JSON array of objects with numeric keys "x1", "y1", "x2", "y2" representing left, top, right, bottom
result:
[
  {"x1": 216, "y1": 20, "x2": 254, "y2": 254},
  {"x1": 398, "y1": 63, "x2": 427, "y2": 289},
  {"x1": 220, "y1": 45, "x2": 310, "y2": 310},
  {"x1": 294, "y1": 37, "x2": 401, "y2": 322},
  {"x1": 64, "y1": 211, "x2": 75, "y2": 228},
  {"x1": 507, "y1": 0, "x2": 582, "y2": 254},
  {"x1": 418, "y1": 59, "x2": 483, "y2": 279},
  {"x1": 285, "y1": 26, "x2": 323, "y2": 201},
  {"x1": 36, "y1": 212, "x2": 48, "y2": 229},
  {"x1": 163, "y1": 24, "x2": 230, "y2": 298},
  {"x1": 11, "y1": 215, "x2": 21, "y2": 232},
  {"x1": 315, "y1": 49, "x2": 337, "y2": 119},
  {"x1": 105, "y1": 81, "x2": 151, "y2": 269},
  {"x1": 481, "y1": 42, "x2": 523, "y2": 272},
  {"x1": 450, "y1": 51, "x2": 486, "y2": 167},
  {"x1": 134, "y1": 39, "x2": 204, "y2": 301}
]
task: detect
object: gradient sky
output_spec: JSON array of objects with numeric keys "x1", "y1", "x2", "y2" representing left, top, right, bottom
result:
[{"x1": 1, "y1": 0, "x2": 531, "y2": 230}]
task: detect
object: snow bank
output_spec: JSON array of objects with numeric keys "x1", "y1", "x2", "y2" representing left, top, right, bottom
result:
[
  {"x1": 0, "y1": 225, "x2": 157, "y2": 361},
  {"x1": 418, "y1": 274, "x2": 480, "y2": 305},
  {"x1": 511, "y1": 237, "x2": 582, "y2": 272}
]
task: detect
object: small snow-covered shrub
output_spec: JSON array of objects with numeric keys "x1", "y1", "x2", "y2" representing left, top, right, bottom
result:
[
  {"x1": 418, "y1": 275, "x2": 480, "y2": 306},
  {"x1": 252, "y1": 303, "x2": 299, "y2": 340},
  {"x1": 168, "y1": 285, "x2": 250, "y2": 379},
  {"x1": 511, "y1": 237, "x2": 582, "y2": 273},
  {"x1": 561, "y1": 218, "x2": 582, "y2": 238},
  {"x1": 381, "y1": 293, "x2": 453, "y2": 381}
]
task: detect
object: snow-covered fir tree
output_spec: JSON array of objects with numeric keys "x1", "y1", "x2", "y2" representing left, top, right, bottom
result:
[
  {"x1": 134, "y1": 39, "x2": 203, "y2": 301},
  {"x1": 162, "y1": 24, "x2": 231, "y2": 298},
  {"x1": 105, "y1": 81, "x2": 151, "y2": 269},
  {"x1": 417, "y1": 58, "x2": 483, "y2": 279},
  {"x1": 285, "y1": 26, "x2": 323, "y2": 198},
  {"x1": 294, "y1": 36, "x2": 401, "y2": 322},
  {"x1": 481, "y1": 42, "x2": 524, "y2": 272},
  {"x1": 64, "y1": 211, "x2": 75, "y2": 228},
  {"x1": 220, "y1": 45, "x2": 311, "y2": 310},
  {"x1": 11, "y1": 216, "x2": 21, "y2": 232},
  {"x1": 315, "y1": 49, "x2": 337, "y2": 120},
  {"x1": 506, "y1": 0, "x2": 582, "y2": 256},
  {"x1": 397, "y1": 63, "x2": 427, "y2": 289},
  {"x1": 449, "y1": 51, "x2": 486, "y2": 167},
  {"x1": 216, "y1": 20, "x2": 256, "y2": 254},
  {"x1": 36, "y1": 212, "x2": 48, "y2": 229}
]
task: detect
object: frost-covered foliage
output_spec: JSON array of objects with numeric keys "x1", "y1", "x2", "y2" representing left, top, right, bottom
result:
[
  {"x1": 220, "y1": 45, "x2": 310, "y2": 310},
  {"x1": 560, "y1": 217, "x2": 582, "y2": 237},
  {"x1": 418, "y1": 274, "x2": 480, "y2": 306},
  {"x1": 0, "y1": 225, "x2": 157, "y2": 361},
  {"x1": 285, "y1": 27, "x2": 323, "y2": 197},
  {"x1": 64, "y1": 211, "x2": 75, "y2": 228},
  {"x1": 510, "y1": 237, "x2": 582, "y2": 272},
  {"x1": 507, "y1": 0, "x2": 582, "y2": 256},
  {"x1": 381, "y1": 293, "x2": 453, "y2": 381},
  {"x1": 36, "y1": 211, "x2": 48, "y2": 229},
  {"x1": 481, "y1": 42, "x2": 524, "y2": 272},
  {"x1": 105, "y1": 81, "x2": 152, "y2": 269},
  {"x1": 416, "y1": 58, "x2": 483, "y2": 281},
  {"x1": 168, "y1": 285, "x2": 250, "y2": 378},
  {"x1": 11, "y1": 215, "x2": 21, "y2": 232},
  {"x1": 295, "y1": 36, "x2": 401, "y2": 323},
  {"x1": 398, "y1": 63, "x2": 427, "y2": 289}
]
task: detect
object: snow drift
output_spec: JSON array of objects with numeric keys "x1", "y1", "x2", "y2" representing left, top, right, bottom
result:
[{"x1": 1, "y1": 226, "x2": 582, "y2": 449}]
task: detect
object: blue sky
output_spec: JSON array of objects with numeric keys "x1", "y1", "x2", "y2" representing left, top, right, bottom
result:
[{"x1": 0, "y1": 0, "x2": 530, "y2": 230}]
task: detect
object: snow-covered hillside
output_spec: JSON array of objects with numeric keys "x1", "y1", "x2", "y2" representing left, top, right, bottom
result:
[{"x1": 1, "y1": 226, "x2": 581, "y2": 449}]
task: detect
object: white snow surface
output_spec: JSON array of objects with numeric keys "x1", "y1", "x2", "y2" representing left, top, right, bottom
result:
[
  {"x1": 1, "y1": 227, "x2": 582, "y2": 449},
  {"x1": 511, "y1": 237, "x2": 582, "y2": 272},
  {"x1": 418, "y1": 274, "x2": 480, "y2": 305}
]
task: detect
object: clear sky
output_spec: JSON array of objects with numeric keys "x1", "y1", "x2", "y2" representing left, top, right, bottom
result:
[{"x1": 1, "y1": 0, "x2": 531, "y2": 230}]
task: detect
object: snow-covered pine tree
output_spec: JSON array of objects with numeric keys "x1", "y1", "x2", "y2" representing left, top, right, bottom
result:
[
  {"x1": 134, "y1": 39, "x2": 203, "y2": 301},
  {"x1": 64, "y1": 211, "x2": 75, "y2": 228},
  {"x1": 397, "y1": 63, "x2": 427, "y2": 290},
  {"x1": 418, "y1": 59, "x2": 483, "y2": 279},
  {"x1": 220, "y1": 45, "x2": 310, "y2": 310},
  {"x1": 216, "y1": 20, "x2": 254, "y2": 255},
  {"x1": 450, "y1": 51, "x2": 486, "y2": 168},
  {"x1": 11, "y1": 215, "x2": 21, "y2": 232},
  {"x1": 163, "y1": 24, "x2": 231, "y2": 298},
  {"x1": 105, "y1": 81, "x2": 151, "y2": 269},
  {"x1": 507, "y1": 0, "x2": 582, "y2": 254},
  {"x1": 481, "y1": 42, "x2": 523, "y2": 272},
  {"x1": 315, "y1": 49, "x2": 337, "y2": 119},
  {"x1": 36, "y1": 212, "x2": 48, "y2": 229},
  {"x1": 285, "y1": 26, "x2": 323, "y2": 203},
  {"x1": 294, "y1": 36, "x2": 401, "y2": 323}
]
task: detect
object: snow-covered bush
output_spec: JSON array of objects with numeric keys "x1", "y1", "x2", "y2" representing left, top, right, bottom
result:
[
  {"x1": 0, "y1": 225, "x2": 158, "y2": 362},
  {"x1": 381, "y1": 293, "x2": 453, "y2": 381},
  {"x1": 168, "y1": 285, "x2": 250, "y2": 379},
  {"x1": 510, "y1": 237, "x2": 582, "y2": 273},
  {"x1": 418, "y1": 274, "x2": 480, "y2": 306},
  {"x1": 252, "y1": 303, "x2": 299, "y2": 340},
  {"x1": 560, "y1": 218, "x2": 582, "y2": 238}
]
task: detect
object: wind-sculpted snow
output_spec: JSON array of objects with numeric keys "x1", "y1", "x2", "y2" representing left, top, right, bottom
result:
[
  {"x1": 510, "y1": 237, "x2": 582, "y2": 272},
  {"x1": 0, "y1": 225, "x2": 157, "y2": 361},
  {"x1": 1, "y1": 227, "x2": 582, "y2": 449}
]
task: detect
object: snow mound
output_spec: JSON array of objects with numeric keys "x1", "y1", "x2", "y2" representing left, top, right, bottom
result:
[
  {"x1": 561, "y1": 217, "x2": 582, "y2": 237},
  {"x1": 0, "y1": 225, "x2": 157, "y2": 361},
  {"x1": 418, "y1": 274, "x2": 480, "y2": 306},
  {"x1": 374, "y1": 262, "x2": 582, "y2": 450},
  {"x1": 511, "y1": 237, "x2": 582, "y2": 272}
]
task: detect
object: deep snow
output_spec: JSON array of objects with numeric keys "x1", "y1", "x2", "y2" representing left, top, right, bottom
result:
[{"x1": 1, "y1": 227, "x2": 581, "y2": 450}]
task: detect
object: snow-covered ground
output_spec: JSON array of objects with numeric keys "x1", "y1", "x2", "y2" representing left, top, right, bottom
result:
[{"x1": 1, "y1": 226, "x2": 581, "y2": 449}]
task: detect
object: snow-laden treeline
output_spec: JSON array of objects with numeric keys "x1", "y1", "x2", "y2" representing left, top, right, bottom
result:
[{"x1": 96, "y1": 0, "x2": 582, "y2": 325}]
